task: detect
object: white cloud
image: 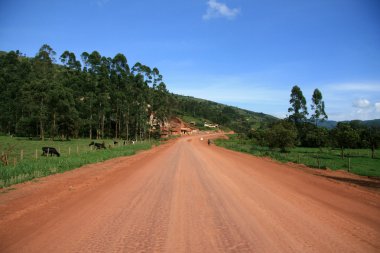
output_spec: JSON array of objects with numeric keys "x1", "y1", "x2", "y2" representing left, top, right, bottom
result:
[
  {"x1": 375, "y1": 102, "x2": 380, "y2": 112},
  {"x1": 353, "y1": 98, "x2": 371, "y2": 108},
  {"x1": 203, "y1": 0, "x2": 240, "y2": 20}
]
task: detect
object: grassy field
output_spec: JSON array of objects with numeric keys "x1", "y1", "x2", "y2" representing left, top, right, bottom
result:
[
  {"x1": 214, "y1": 135, "x2": 380, "y2": 178},
  {"x1": 0, "y1": 136, "x2": 157, "y2": 188}
]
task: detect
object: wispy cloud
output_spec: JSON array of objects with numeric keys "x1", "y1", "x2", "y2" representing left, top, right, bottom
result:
[
  {"x1": 353, "y1": 98, "x2": 371, "y2": 108},
  {"x1": 376, "y1": 103, "x2": 380, "y2": 113},
  {"x1": 330, "y1": 82, "x2": 380, "y2": 92},
  {"x1": 96, "y1": 0, "x2": 110, "y2": 7},
  {"x1": 203, "y1": 0, "x2": 240, "y2": 20}
]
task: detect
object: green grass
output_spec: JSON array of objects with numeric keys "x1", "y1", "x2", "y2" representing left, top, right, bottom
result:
[
  {"x1": 0, "y1": 136, "x2": 157, "y2": 188},
  {"x1": 214, "y1": 134, "x2": 380, "y2": 178}
]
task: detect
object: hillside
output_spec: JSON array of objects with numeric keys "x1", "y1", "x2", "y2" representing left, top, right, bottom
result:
[
  {"x1": 318, "y1": 119, "x2": 380, "y2": 129},
  {"x1": 173, "y1": 94, "x2": 278, "y2": 133}
]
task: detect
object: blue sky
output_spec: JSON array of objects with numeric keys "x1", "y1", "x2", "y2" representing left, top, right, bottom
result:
[{"x1": 1, "y1": 0, "x2": 379, "y2": 121}]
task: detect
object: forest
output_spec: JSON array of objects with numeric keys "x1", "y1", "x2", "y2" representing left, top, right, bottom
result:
[{"x1": 0, "y1": 44, "x2": 173, "y2": 141}]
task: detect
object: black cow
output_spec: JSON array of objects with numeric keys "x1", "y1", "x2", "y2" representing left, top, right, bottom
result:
[
  {"x1": 89, "y1": 141, "x2": 106, "y2": 149},
  {"x1": 42, "y1": 147, "x2": 60, "y2": 157}
]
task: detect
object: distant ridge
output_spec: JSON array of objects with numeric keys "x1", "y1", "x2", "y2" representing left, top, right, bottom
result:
[
  {"x1": 318, "y1": 119, "x2": 380, "y2": 129},
  {"x1": 173, "y1": 94, "x2": 380, "y2": 132},
  {"x1": 173, "y1": 94, "x2": 278, "y2": 133}
]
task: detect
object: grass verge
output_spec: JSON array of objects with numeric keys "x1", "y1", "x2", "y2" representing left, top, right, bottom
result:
[
  {"x1": 0, "y1": 137, "x2": 157, "y2": 188},
  {"x1": 214, "y1": 134, "x2": 380, "y2": 178}
]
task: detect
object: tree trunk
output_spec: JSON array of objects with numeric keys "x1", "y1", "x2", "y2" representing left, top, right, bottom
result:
[
  {"x1": 125, "y1": 111, "x2": 129, "y2": 141},
  {"x1": 89, "y1": 113, "x2": 93, "y2": 140},
  {"x1": 40, "y1": 99, "x2": 44, "y2": 141},
  {"x1": 53, "y1": 112, "x2": 56, "y2": 139},
  {"x1": 135, "y1": 114, "x2": 139, "y2": 142},
  {"x1": 118, "y1": 117, "x2": 121, "y2": 140},
  {"x1": 115, "y1": 111, "x2": 118, "y2": 139},
  {"x1": 101, "y1": 113, "x2": 105, "y2": 139}
]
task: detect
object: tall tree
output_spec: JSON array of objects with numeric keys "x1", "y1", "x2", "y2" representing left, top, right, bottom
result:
[
  {"x1": 110, "y1": 53, "x2": 129, "y2": 139},
  {"x1": 28, "y1": 44, "x2": 57, "y2": 140},
  {"x1": 0, "y1": 50, "x2": 31, "y2": 135},
  {"x1": 288, "y1": 85, "x2": 308, "y2": 124},
  {"x1": 310, "y1": 88, "x2": 328, "y2": 126}
]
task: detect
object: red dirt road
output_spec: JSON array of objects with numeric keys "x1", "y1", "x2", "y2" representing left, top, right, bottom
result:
[{"x1": 0, "y1": 135, "x2": 379, "y2": 252}]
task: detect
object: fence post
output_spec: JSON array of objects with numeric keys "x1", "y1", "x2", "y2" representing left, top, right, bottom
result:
[
  {"x1": 69, "y1": 147, "x2": 71, "y2": 155},
  {"x1": 77, "y1": 145, "x2": 79, "y2": 154},
  {"x1": 20, "y1": 150, "x2": 23, "y2": 160},
  {"x1": 13, "y1": 158, "x2": 16, "y2": 167},
  {"x1": 35, "y1": 149, "x2": 38, "y2": 160},
  {"x1": 298, "y1": 154, "x2": 300, "y2": 164}
]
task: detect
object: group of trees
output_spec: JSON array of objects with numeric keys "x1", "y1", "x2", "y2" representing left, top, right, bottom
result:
[
  {"x1": 1, "y1": 45, "x2": 379, "y2": 155},
  {"x1": 0, "y1": 44, "x2": 173, "y2": 140},
  {"x1": 249, "y1": 85, "x2": 380, "y2": 158}
]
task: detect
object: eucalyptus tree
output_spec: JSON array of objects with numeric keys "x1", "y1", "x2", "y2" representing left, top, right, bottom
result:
[
  {"x1": 56, "y1": 51, "x2": 82, "y2": 139},
  {"x1": 311, "y1": 88, "x2": 328, "y2": 126},
  {"x1": 0, "y1": 50, "x2": 31, "y2": 135},
  {"x1": 288, "y1": 85, "x2": 308, "y2": 125},
  {"x1": 110, "y1": 53, "x2": 129, "y2": 139},
  {"x1": 23, "y1": 44, "x2": 57, "y2": 140}
]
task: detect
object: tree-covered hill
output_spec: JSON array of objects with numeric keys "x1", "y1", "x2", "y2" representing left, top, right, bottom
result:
[
  {"x1": 0, "y1": 45, "x2": 277, "y2": 139},
  {"x1": 318, "y1": 119, "x2": 380, "y2": 129},
  {"x1": 173, "y1": 95, "x2": 278, "y2": 133}
]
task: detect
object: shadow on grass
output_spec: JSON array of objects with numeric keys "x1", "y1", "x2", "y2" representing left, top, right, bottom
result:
[{"x1": 318, "y1": 175, "x2": 380, "y2": 189}]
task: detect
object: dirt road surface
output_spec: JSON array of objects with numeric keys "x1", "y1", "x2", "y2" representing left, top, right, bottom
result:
[{"x1": 0, "y1": 134, "x2": 379, "y2": 252}]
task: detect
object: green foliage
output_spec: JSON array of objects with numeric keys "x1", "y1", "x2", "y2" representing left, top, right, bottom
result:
[
  {"x1": 215, "y1": 135, "x2": 380, "y2": 177},
  {"x1": 288, "y1": 85, "x2": 308, "y2": 124},
  {"x1": 331, "y1": 122, "x2": 360, "y2": 158},
  {"x1": 0, "y1": 45, "x2": 173, "y2": 141},
  {"x1": 311, "y1": 88, "x2": 328, "y2": 125},
  {"x1": 0, "y1": 136, "x2": 156, "y2": 187},
  {"x1": 266, "y1": 120, "x2": 298, "y2": 152},
  {"x1": 174, "y1": 95, "x2": 277, "y2": 133}
]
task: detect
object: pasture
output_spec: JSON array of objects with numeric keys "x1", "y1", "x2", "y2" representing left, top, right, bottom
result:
[
  {"x1": 0, "y1": 136, "x2": 155, "y2": 187},
  {"x1": 214, "y1": 135, "x2": 380, "y2": 178}
]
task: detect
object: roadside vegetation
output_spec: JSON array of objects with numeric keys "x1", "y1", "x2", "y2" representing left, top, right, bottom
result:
[
  {"x1": 0, "y1": 137, "x2": 156, "y2": 188},
  {"x1": 1, "y1": 45, "x2": 379, "y2": 183},
  {"x1": 215, "y1": 86, "x2": 380, "y2": 178},
  {"x1": 215, "y1": 134, "x2": 380, "y2": 177}
]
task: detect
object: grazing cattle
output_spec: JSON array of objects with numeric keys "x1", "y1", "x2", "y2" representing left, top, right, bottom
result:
[
  {"x1": 89, "y1": 141, "x2": 106, "y2": 149},
  {"x1": 42, "y1": 147, "x2": 60, "y2": 157}
]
